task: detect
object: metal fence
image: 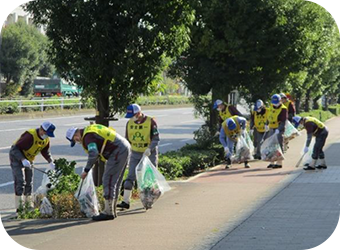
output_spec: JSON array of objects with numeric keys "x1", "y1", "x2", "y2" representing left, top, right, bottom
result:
[{"x1": 0, "y1": 98, "x2": 82, "y2": 112}]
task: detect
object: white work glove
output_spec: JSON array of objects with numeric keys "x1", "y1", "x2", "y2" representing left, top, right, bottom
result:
[
  {"x1": 224, "y1": 147, "x2": 231, "y2": 158},
  {"x1": 275, "y1": 129, "x2": 280, "y2": 135},
  {"x1": 249, "y1": 129, "x2": 254, "y2": 136},
  {"x1": 22, "y1": 159, "x2": 31, "y2": 168},
  {"x1": 265, "y1": 125, "x2": 269, "y2": 132},
  {"x1": 48, "y1": 162, "x2": 56, "y2": 170},
  {"x1": 303, "y1": 146, "x2": 309, "y2": 154},
  {"x1": 144, "y1": 148, "x2": 151, "y2": 157}
]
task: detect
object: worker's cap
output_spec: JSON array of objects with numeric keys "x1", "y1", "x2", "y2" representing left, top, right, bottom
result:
[
  {"x1": 226, "y1": 118, "x2": 237, "y2": 130},
  {"x1": 254, "y1": 99, "x2": 264, "y2": 112},
  {"x1": 125, "y1": 104, "x2": 141, "y2": 118},
  {"x1": 41, "y1": 121, "x2": 56, "y2": 137},
  {"x1": 66, "y1": 127, "x2": 78, "y2": 147},
  {"x1": 279, "y1": 93, "x2": 287, "y2": 99},
  {"x1": 292, "y1": 116, "x2": 302, "y2": 128},
  {"x1": 213, "y1": 99, "x2": 223, "y2": 110},
  {"x1": 271, "y1": 94, "x2": 281, "y2": 105}
]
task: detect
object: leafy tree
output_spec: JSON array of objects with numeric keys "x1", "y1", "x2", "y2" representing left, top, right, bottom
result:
[
  {"x1": 0, "y1": 20, "x2": 50, "y2": 96},
  {"x1": 25, "y1": 0, "x2": 195, "y2": 125}
]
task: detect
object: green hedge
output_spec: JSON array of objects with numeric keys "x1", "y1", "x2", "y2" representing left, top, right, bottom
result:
[
  {"x1": 0, "y1": 102, "x2": 19, "y2": 114},
  {"x1": 298, "y1": 109, "x2": 334, "y2": 122},
  {"x1": 158, "y1": 143, "x2": 224, "y2": 180},
  {"x1": 137, "y1": 95, "x2": 190, "y2": 106},
  {"x1": 328, "y1": 104, "x2": 340, "y2": 116}
]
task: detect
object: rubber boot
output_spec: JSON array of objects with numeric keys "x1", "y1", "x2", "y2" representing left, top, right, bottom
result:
[
  {"x1": 92, "y1": 199, "x2": 114, "y2": 221},
  {"x1": 117, "y1": 189, "x2": 131, "y2": 209},
  {"x1": 15, "y1": 195, "x2": 24, "y2": 212},
  {"x1": 304, "y1": 159, "x2": 316, "y2": 171},
  {"x1": 316, "y1": 158, "x2": 327, "y2": 169},
  {"x1": 25, "y1": 195, "x2": 34, "y2": 211},
  {"x1": 112, "y1": 199, "x2": 118, "y2": 218}
]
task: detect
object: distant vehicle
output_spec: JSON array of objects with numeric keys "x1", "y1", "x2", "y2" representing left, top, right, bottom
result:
[{"x1": 33, "y1": 77, "x2": 81, "y2": 97}]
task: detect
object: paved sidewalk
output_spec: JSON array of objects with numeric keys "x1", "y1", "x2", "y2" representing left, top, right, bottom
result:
[{"x1": 1, "y1": 117, "x2": 340, "y2": 250}]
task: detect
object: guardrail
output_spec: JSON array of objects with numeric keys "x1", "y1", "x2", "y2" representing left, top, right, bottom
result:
[{"x1": 0, "y1": 98, "x2": 82, "y2": 112}]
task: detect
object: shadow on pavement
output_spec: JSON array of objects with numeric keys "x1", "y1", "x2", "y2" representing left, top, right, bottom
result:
[
  {"x1": 4, "y1": 218, "x2": 92, "y2": 236},
  {"x1": 117, "y1": 207, "x2": 146, "y2": 217},
  {"x1": 200, "y1": 167, "x2": 273, "y2": 177}
]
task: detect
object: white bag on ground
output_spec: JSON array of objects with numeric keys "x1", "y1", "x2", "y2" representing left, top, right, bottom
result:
[
  {"x1": 40, "y1": 197, "x2": 53, "y2": 216},
  {"x1": 261, "y1": 134, "x2": 285, "y2": 162},
  {"x1": 301, "y1": 142, "x2": 315, "y2": 166},
  {"x1": 35, "y1": 169, "x2": 55, "y2": 196},
  {"x1": 136, "y1": 156, "x2": 171, "y2": 209},
  {"x1": 74, "y1": 169, "x2": 99, "y2": 218},
  {"x1": 232, "y1": 133, "x2": 254, "y2": 163}
]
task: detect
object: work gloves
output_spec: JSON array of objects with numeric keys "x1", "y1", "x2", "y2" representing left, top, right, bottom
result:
[
  {"x1": 22, "y1": 159, "x2": 31, "y2": 169},
  {"x1": 275, "y1": 129, "x2": 280, "y2": 135},
  {"x1": 49, "y1": 162, "x2": 56, "y2": 170},
  {"x1": 144, "y1": 148, "x2": 151, "y2": 157},
  {"x1": 249, "y1": 129, "x2": 254, "y2": 136},
  {"x1": 265, "y1": 125, "x2": 269, "y2": 132},
  {"x1": 303, "y1": 146, "x2": 309, "y2": 154}
]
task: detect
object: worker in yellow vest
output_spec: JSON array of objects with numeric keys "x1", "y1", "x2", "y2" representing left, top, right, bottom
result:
[
  {"x1": 219, "y1": 115, "x2": 250, "y2": 169},
  {"x1": 280, "y1": 93, "x2": 296, "y2": 122},
  {"x1": 213, "y1": 99, "x2": 243, "y2": 127},
  {"x1": 10, "y1": 122, "x2": 56, "y2": 212},
  {"x1": 292, "y1": 116, "x2": 328, "y2": 170},
  {"x1": 250, "y1": 99, "x2": 267, "y2": 159},
  {"x1": 66, "y1": 124, "x2": 131, "y2": 221},
  {"x1": 117, "y1": 104, "x2": 160, "y2": 210},
  {"x1": 265, "y1": 94, "x2": 288, "y2": 169}
]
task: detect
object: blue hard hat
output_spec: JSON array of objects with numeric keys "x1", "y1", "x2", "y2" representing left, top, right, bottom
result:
[
  {"x1": 254, "y1": 99, "x2": 264, "y2": 112},
  {"x1": 271, "y1": 94, "x2": 281, "y2": 105},
  {"x1": 292, "y1": 116, "x2": 302, "y2": 128},
  {"x1": 226, "y1": 118, "x2": 237, "y2": 130},
  {"x1": 213, "y1": 99, "x2": 223, "y2": 110}
]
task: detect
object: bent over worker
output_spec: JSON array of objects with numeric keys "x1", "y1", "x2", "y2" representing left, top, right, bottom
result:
[
  {"x1": 219, "y1": 115, "x2": 250, "y2": 169},
  {"x1": 10, "y1": 121, "x2": 56, "y2": 211},
  {"x1": 250, "y1": 99, "x2": 267, "y2": 159},
  {"x1": 213, "y1": 99, "x2": 243, "y2": 128},
  {"x1": 66, "y1": 124, "x2": 130, "y2": 221},
  {"x1": 117, "y1": 104, "x2": 160, "y2": 210},
  {"x1": 292, "y1": 116, "x2": 328, "y2": 171},
  {"x1": 265, "y1": 94, "x2": 288, "y2": 169}
]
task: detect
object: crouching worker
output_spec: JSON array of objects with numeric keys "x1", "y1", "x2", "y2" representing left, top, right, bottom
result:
[
  {"x1": 117, "y1": 104, "x2": 160, "y2": 210},
  {"x1": 292, "y1": 116, "x2": 328, "y2": 170},
  {"x1": 10, "y1": 122, "x2": 56, "y2": 212},
  {"x1": 66, "y1": 124, "x2": 130, "y2": 221},
  {"x1": 219, "y1": 115, "x2": 250, "y2": 169}
]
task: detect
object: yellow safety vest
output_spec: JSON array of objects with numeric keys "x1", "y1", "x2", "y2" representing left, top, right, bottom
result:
[
  {"x1": 305, "y1": 117, "x2": 325, "y2": 136},
  {"x1": 127, "y1": 116, "x2": 152, "y2": 153},
  {"x1": 82, "y1": 124, "x2": 116, "y2": 162},
  {"x1": 222, "y1": 115, "x2": 241, "y2": 140},
  {"x1": 267, "y1": 105, "x2": 287, "y2": 129},
  {"x1": 219, "y1": 105, "x2": 232, "y2": 121},
  {"x1": 283, "y1": 100, "x2": 291, "y2": 110},
  {"x1": 253, "y1": 109, "x2": 267, "y2": 132},
  {"x1": 14, "y1": 129, "x2": 50, "y2": 163}
]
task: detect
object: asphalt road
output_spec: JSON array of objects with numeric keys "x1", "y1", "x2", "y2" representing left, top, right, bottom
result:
[{"x1": 0, "y1": 107, "x2": 204, "y2": 211}]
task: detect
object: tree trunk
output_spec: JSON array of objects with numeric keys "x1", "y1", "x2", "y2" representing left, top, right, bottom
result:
[
  {"x1": 304, "y1": 89, "x2": 311, "y2": 112},
  {"x1": 209, "y1": 88, "x2": 219, "y2": 135},
  {"x1": 92, "y1": 93, "x2": 110, "y2": 186},
  {"x1": 295, "y1": 92, "x2": 302, "y2": 114},
  {"x1": 312, "y1": 96, "x2": 320, "y2": 110}
]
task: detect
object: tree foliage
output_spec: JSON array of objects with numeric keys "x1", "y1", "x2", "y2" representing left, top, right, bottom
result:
[
  {"x1": 25, "y1": 0, "x2": 195, "y2": 124},
  {"x1": 0, "y1": 20, "x2": 50, "y2": 96}
]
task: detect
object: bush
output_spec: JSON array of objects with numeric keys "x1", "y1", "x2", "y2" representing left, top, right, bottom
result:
[
  {"x1": 298, "y1": 109, "x2": 334, "y2": 122},
  {"x1": 328, "y1": 105, "x2": 340, "y2": 116}
]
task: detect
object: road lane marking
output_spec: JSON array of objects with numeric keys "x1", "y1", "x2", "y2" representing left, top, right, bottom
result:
[
  {"x1": 63, "y1": 122, "x2": 89, "y2": 126},
  {"x1": 0, "y1": 181, "x2": 14, "y2": 188},
  {"x1": 0, "y1": 115, "x2": 90, "y2": 124},
  {"x1": 180, "y1": 120, "x2": 202, "y2": 124},
  {"x1": 0, "y1": 146, "x2": 11, "y2": 150},
  {"x1": 0, "y1": 128, "x2": 28, "y2": 132},
  {"x1": 180, "y1": 139, "x2": 192, "y2": 142},
  {"x1": 159, "y1": 143, "x2": 172, "y2": 147}
]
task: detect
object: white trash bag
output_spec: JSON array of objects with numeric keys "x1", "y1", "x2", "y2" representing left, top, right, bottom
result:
[
  {"x1": 74, "y1": 169, "x2": 100, "y2": 218},
  {"x1": 136, "y1": 156, "x2": 171, "y2": 210},
  {"x1": 40, "y1": 197, "x2": 53, "y2": 216},
  {"x1": 261, "y1": 134, "x2": 285, "y2": 162},
  {"x1": 35, "y1": 169, "x2": 55, "y2": 196},
  {"x1": 284, "y1": 120, "x2": 300, "y2": 141},
  {"x1": 232, "y1": 133, "x2": 254, "y2": 163}
]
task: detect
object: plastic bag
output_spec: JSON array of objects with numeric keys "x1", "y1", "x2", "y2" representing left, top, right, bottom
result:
[
  {"x1": 136, "y1": 156, "x2": 171, "y2": 209},
  {"x1": 301, "y1": 142, "x2": 314, "y2": 167},
  {"x1": 283, "y1": 120, "x2": 300, "y2": 141},
  {"x1": 35, "y1": 169, "x2": 55, "y2": 196},
  {"x1": 261, "y1": 134, "x2": 285, "y2": 162},
  {"x1": 74, "y1": 169, "x2": 99, "y2": 218},
  {"x1": 231, "y1": 132, "x2": 254, "y2": 163},
  {"x1": 40, "y1": 197, "x2": 53, "y2": 216}
]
